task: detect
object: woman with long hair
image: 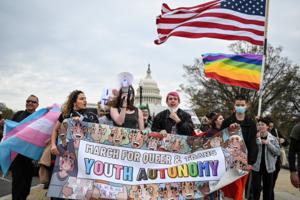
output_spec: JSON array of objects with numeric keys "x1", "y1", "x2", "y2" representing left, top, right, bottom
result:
[
  {"x1": 110, "y1": 85, "x2": 144, "y2": 130},
  {"x1": 205, "y1": 113, "x2": 224, "y2": 137},
  {"x1": 50, "y1": 90, "x2": 98, "y2": 155}
]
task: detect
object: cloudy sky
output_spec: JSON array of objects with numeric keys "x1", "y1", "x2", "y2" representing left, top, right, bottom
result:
[{"x1": 0, "y1": 0, "x2": 299, "y2": 111}]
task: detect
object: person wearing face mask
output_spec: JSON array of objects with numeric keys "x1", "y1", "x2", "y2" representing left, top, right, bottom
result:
[
  {"x1": 221, "y1": 94, "x2": 258, "y2": 200},
  {"x1": 151, "y1": 91, "x2": 194, "y2": 135}
]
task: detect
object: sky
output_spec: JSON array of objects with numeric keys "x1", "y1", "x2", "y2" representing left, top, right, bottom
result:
[{"x1": 0, "y1": 0, "x2": 299, "y2": 111}]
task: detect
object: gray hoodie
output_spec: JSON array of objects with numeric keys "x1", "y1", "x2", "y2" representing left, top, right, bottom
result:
[{"x1": 253, "y1": 132, "x2": 280, "y2": 173}]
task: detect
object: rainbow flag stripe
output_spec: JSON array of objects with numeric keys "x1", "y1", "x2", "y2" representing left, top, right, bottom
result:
[{"x1": 202, "y1": 53, "x2": 263, "y2": 90}]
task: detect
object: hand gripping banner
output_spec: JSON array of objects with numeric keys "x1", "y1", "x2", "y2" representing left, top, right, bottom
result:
[{"x1": 48, "y1": 119, "x2": 249, "y2": 199}]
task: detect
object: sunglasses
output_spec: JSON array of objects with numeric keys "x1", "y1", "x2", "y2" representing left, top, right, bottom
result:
[{"x1": 26, "y1": 100, "x2": 38, "y2": 104}]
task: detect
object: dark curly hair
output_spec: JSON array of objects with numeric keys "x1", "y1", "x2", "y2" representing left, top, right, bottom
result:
[{"x1": 62, "y1": 90, "x2": 84, "y2": 118}]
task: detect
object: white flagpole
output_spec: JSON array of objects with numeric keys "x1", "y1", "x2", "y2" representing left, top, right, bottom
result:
[{"x1": 257, "y1": 0, "x2": 270, "y2": 117}]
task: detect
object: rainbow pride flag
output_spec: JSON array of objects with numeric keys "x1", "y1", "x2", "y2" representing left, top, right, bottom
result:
[
  {"x1": 202, "y1": 53, "x2": 263, "y2": 90},
  {"x1": 0, "y1": 104, "x2": 61, "y2": 175}
]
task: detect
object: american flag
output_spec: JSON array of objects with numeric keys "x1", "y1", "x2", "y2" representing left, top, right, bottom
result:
[{"x1": 154, "y1": 0, "x2": 266, "y2": 45}]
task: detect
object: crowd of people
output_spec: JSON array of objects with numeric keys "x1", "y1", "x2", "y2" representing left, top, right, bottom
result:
[{"x1": 1, "y1": 75, "x2": 300, "y2": 200}]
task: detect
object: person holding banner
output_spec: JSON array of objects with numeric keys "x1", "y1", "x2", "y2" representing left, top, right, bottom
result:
[
  {"x1": 10, "y1": 95, "x2": 39, "y2": 200},
  {"x1": 50, "y1": 90, "x2": 99, "y2": 155},
  {"x1": 151, "y1": 91, "x2": 194, "y2": 135},
  {"x1": 221, "y1": 94, "x2": 258, "y2": 200}
]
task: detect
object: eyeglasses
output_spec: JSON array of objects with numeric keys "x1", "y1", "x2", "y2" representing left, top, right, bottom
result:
[{"x1": 26, "y1": 100, "x2": 38, "y2": 104}]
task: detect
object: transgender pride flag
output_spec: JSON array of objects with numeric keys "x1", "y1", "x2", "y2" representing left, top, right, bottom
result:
[{"x1": 0, "y1": 104, "x2": 61, "y2": 175}]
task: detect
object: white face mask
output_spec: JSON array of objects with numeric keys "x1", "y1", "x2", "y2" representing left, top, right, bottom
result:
[{"x1": 168, "y1": 106, "x2": 179, "y2": 113}]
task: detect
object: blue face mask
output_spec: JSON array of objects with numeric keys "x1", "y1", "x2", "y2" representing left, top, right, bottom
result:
[{"x1": 235, "y1": 106, "x2": 246, "y2": 114}]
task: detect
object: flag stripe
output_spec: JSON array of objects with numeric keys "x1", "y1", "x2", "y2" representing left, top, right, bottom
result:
[
  {"x1": 158, "y1": 10, "x2": 265, "y2": 26},
  {"x1": 155, "y1": 31, "x2": 263, "y2": 46},
  {"x1": 157, "y1": 26, "x2": 264, "y2": 40},
  {"x1": 158, "y1": 16, "x2": 264, "y2": 32},
  {"x1": 2, "y1": 121, "x2": 32, "y2": 140},
  {"x1": 203, "y1": 53, "x2": 263, "y2": 62},
  {"x1": 204, "y1": 62, "x2": 261, "y2": 83},
  {"x1": 205, "y1": 71, "x2": 260, "y2": 90},
  {"x1": 205, "y1": 61, "x2": 261, "y2": 73},
  {"x1": 28, "y1": 118, "x2": 56, "y2": 134},
  {"x1": 204, "y1": 58, "x2": 262, "y2": 69},
  {"x1": 161, "y1": 1, "x2": 220, "y2": 14},
  {"x1": 158, "y1": 22, "x2": 264, "y2": 37},
  {"x1": 17, "y1": 127, "x2": 52, "y2": 147},
  {"x1": 0, "y1": 137, "x2": 45, "y2": 174}
]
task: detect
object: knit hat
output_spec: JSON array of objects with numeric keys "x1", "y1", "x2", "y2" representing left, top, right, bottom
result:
[
  {"x1": 148, "y1": 132, "x2": 164, "y2": 140},
  {"x1": 166, "y1": 91, "x2": 180, "y2": 102}
]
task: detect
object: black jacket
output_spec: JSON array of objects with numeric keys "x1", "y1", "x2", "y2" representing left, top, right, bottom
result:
[
  {"x1": 151, "y1": 108, "x2": 194, "y2": 136},
  {"x1": 221, "y1": 113, "x2": 258, "y2": 165},
  {"x1": 270, "y1": 128, "x2": 289, "y2": 147},
  {"x1": 289, "y1": 123, "x2": 300, "y2": 172},
  {"x1": 12, "y1": 110, "x2": 32, "y2": 122}
]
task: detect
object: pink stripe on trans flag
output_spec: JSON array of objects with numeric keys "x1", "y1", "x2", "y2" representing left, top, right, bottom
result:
[
  {"x1": 41, "y1": 109, "x2": 62, "y2": 122},
  {"x1": 3, "y1": 121, "x2": 36, "y2": 140},
  {"x1": 3, "y1": 109, "x2": 59, "y2": 141},
  {"x1": 16, "y1": 127, "x2": 52, "y2": 147},
  {"x1": 15, "y1": 111, "x2": 60, "y2": 147}
]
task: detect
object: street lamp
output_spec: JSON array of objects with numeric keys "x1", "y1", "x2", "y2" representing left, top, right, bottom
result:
[{"x1": 139, "y1": 85, "x2": 143, "y2": 106}]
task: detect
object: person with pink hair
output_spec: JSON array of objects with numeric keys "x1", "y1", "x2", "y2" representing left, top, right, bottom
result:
[{"x1": 151, "y1": 91, "x2": 194, "y2": 136}]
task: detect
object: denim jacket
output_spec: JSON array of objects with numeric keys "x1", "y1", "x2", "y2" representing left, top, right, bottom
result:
[{"x1": 253, "y1": 132, "x2": 280, "y2": 173}]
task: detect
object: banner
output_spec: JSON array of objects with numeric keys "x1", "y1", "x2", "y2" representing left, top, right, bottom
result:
[{"x1": 48, "y1": 119, "x2": 248, "y2": 199}]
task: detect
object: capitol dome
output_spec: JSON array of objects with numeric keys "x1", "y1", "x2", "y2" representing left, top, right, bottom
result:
[{"x1": 135, "y1": 64, "x2": 162, "y2": 106}]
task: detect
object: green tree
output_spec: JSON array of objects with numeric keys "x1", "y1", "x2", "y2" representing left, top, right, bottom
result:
[
  {"x1": 180, "y1": 42, "x2": 300, "y2": 137},
  {"x1": 0, "y1": 102, "x2": 14, "y2": 119}
]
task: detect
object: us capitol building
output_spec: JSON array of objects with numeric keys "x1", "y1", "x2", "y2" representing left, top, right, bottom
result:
[
  {"x1": 135, "y1": 65, "x2": 165, "y2": 115},
  {"x1": 87, "y1": 65, "x2": 166, "y2": 115}
]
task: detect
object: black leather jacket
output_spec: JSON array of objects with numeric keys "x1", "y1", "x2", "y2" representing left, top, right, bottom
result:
[{"x1": 151, "y1": 108, "x2": 194, "y2": 136}]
